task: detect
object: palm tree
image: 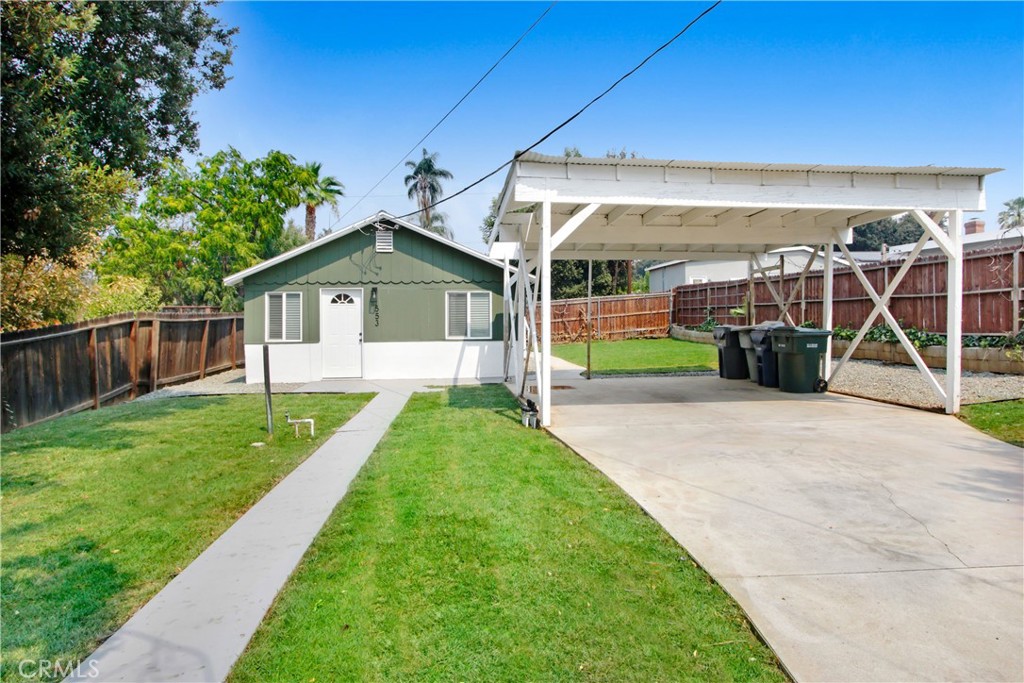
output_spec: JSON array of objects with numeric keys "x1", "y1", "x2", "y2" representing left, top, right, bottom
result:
[
  {"x1": 998, "y1": 197, "x2": 1024, "y2": 233},
  {"x1": 426, "y1": 210, "x2": 454, "y2": 241},
  {"x1": 301, "y1": 162, "x2": 344, "y2": 242},
  {"x1": 404, "y1": 148, "x2": 453, "y2": 234}
]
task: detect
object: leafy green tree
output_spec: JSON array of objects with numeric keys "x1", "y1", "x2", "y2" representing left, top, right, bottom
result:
[
  {"x1": 404, "y1": 148, "x2": 453, "y2": 234},
  {"x1": 300, "y1": 163, "x2": 344, "y2": 241},
  {"x1": 0, "y1": 2, "x2": 136, "y2": 265},
  {"x1": 71, "y1": 1, "x2": 236, "y2": 178},
  {"x1": 998, "y1": 197, "x2": 1024, "y2": 233},
  {"x1": 82, "y1": 275, "x2": 163, "y2": 319},
  {"x1": 101, "y1": 148, "x2": 307, "y2": 309},
  {"x1": 850, "y1": 214, "x2": 925, "y2": 252}
]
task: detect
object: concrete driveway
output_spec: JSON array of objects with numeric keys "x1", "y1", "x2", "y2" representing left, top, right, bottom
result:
[{"x1": 546, "y1": 375, "x2": 1023, "y2": 682}]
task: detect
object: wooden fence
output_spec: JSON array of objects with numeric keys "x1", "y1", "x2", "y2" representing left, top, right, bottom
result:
[
  {"x1": 673, "y1": 246, "x2": 1023, "y2": 335},
  {"x1": 1, "y1": 312, "x2": 244, "y2": 432},
  {"x1": 537, "y1": 292, "x2": 672, "y2": 343}
]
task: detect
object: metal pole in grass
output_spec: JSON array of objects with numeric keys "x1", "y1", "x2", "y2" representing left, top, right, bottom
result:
[
  {"x1": 262, "y1": 344, "x2": 273, "y2": 436},
  {"x1": 586, "y1": 259, "x2": 593, "y2": 380}
]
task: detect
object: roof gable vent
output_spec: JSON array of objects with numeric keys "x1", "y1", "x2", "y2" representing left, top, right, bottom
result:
[{"x1": 375, "y1": 229, "x2": 394, "y2": 253}]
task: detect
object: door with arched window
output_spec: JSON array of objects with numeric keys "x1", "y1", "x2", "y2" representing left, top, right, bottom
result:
[{"x1": 320, "y1": 288, "x2": 363, "y2": 377}]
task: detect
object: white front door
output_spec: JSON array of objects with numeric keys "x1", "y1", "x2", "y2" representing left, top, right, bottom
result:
[{"x1": 321, "y1": 288, "x2": 363, "y2": 378}]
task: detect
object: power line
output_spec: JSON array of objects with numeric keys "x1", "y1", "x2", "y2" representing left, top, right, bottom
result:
[
  {"x1": 391, "y1": 0, "x2": 723, "y2": 224},
  {"x1": 331, "y1": 2, "x2": 557, "y2": 229}
]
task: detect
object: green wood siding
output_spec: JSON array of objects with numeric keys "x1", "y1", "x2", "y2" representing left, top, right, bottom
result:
[{"x1": 242, "y1": 226, "x2": 503, "y2": 344}]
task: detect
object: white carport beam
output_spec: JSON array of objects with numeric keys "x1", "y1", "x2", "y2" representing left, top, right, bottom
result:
[
  {"x1": 540, "y1": 200, "x2": 553, "y2": 427},
  {"x1": 551, "y1": 203, "x2": 600, "y2": 251},
  {"x1": 751, "y1": 253, "x2": 796, "y2": 325},
  {"x1": 678, "y1": 206, "x2": 712, "y2": 226},
  {"x1": 605, "y1": 205, "x2": 632, "y2": 226},
  {"x1": 945, "y1": 209, "x2": 964, "y2": 414},
  {"x1": 834, "y1": 232, "x2": 948, "y2": 403},
  {"x1": 910, "y1": 209, "x2": 956, "y2": 259},
  {"x1": 642, "y1": 206, "x2": 671, "y2": 225}
]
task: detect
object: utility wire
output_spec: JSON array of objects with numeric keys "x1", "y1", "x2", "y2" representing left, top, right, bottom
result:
[
  {"x1": 331, "y1": 2, "x2": 557, "y2": 229},
  {"x1": 391, "y1": 0, "x2": 723, "y2": 224}
]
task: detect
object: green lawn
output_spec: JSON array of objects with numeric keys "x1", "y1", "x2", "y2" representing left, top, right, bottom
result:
[
  {"x1": 553, "y1": 337, "x2": 718, "y2": 375},
  {"x1": 1, "y1": 392, "x2": 372, "y2": 682},
  {"x1": 229, "y1": 385, "x2": 784, "y2": 682},
  {"x1": 959, "y1": 399, "x2": 1024, "y2": 448}
]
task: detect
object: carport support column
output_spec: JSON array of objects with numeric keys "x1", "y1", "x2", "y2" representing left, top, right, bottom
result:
[
  {"x1": 946, "y1": 209, "x2": 963, "y2": 414},
  {"x1": 822, "y1": 240, "x2": 834, "y2": 380},
  {"x1": 540, "y1": 200, "x2": 553, "y2": 427}
]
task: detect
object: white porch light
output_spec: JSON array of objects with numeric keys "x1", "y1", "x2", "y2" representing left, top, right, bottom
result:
[{"x1": 489, "y1": 152, "x2": 999, "y2": 427}]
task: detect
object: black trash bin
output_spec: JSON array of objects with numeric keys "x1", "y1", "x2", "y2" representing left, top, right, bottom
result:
[
  {"x1": 713, "y1": 325, "x2": 750, "y2": 379},
  {"x1": 750, "y1": 322, "x2": 785, "y2": 387},
  {"x1": 736, "y1": 327, "x2": 759, "y2": 383},
  {"x1": 771, "y1": 327, "x2": 833, "y2": 393}
]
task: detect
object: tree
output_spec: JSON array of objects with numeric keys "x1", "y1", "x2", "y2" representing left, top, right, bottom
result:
[
  {"x1": 850, "y1": 214, "x2": 925, "y2": 252},
  {"x1": 0, "y1": 2, "x2": 136, "y2": 265},
  {"x1": 404, "y1": 148, "x2": 453, "y2": 233},
  {"x1": 1, "y1": 0, "x2": 235, "y2": 267},
  {"x1": 101, "y1": 148, "x2": 308, "y2": 308},
  {"x1": 425, "y1": 211, "x2": 455, "y2": 241},
  {"x1": 998, "y1": 197, "x2": 1024, "y2": 233},
  {"x1": 300, "y1": 162, "x2": 344, "y2": 241},
  {"x1": 70, "y1": 1, "x2": 236, "y2": 178}
]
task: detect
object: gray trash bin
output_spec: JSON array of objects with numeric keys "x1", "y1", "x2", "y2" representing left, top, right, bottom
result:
[
  {"x1": 736, "y1": 327, "x2": 758, "y2": 383},
  {"x1": 713, "y1": 325, "x2": 750, "y2": 379}
]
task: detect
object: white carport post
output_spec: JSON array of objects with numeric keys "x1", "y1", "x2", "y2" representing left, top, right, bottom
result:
[
  {"x1": 822, "y1": 239, "x2": 834, "y2": 380},
  {"x1": 946, "y1": 209, "x2": 964, "y2": 414},
  {"x1": 539, "y1": 200, "x2": 552, "y2": 427}
]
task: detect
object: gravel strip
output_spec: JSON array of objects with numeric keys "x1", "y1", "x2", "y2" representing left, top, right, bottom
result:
[
  {"x1": 136, "y1": 369, "x2": 305, "y2": 401},
  {"x1": 828, "y1": 359, "x2": 1023, "y2": 409}
]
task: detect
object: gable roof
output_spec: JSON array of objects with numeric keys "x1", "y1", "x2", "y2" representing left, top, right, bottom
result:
[{"x1": 224, "y1": 211, "x2": 504, "y2": 286}]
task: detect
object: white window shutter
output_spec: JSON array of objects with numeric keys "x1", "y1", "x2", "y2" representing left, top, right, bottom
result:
[
  {"x1": 267, "y1": 293, "x2": 283, "y2": 340},
  {"x1": 285, "y1": 292, "x2": 301, "y2": 341},
  {"x1": 469, "y1": 293, "x2": 490, "y2": 338},
  {"x1": 448, "y1": 292, "x2": 467, "y2": 338}
]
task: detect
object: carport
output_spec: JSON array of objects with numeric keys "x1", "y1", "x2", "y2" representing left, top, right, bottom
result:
[{"x1": 487, "y1": 152, "x2": 1000, "y2": 425}]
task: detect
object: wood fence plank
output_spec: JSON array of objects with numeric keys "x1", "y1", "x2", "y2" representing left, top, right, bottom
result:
[{"x1": 88, "y1": 327, "x2": 100, "y2": 410}]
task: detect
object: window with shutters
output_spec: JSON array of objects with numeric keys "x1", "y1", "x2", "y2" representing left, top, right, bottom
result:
[
  {"x1": 266, "y1": 292, "x2": 302, "y2": 342},
  {"x1": 446, "y1": 291, "x2": 491, "y2": 340}
]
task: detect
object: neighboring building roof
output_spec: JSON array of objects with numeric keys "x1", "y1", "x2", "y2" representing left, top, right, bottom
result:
[
  {"x1": 887, "y1": 229, "x2": 1024, "y2": 255},
  {"x1": 646, "y1": 246, "x2": 849, "y2": 273},
  {"x1": 224, "y1": 211, "x2": 504, "y2": 286}
]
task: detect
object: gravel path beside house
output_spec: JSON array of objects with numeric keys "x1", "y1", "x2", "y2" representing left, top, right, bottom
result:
[
  {"x1": 829, "y1": 359, "x2": 1023, "y2": 409},
  {"x1": 136, "y1": 369, "x2": 305, "y2": 401}
]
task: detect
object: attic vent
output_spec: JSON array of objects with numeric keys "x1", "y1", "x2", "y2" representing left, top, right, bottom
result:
[{"x1": 375, "y1": 230, "x2": 394, "y2": 253}]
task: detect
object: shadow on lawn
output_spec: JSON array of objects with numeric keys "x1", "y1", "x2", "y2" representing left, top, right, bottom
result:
[
  {"x1": 1, "y1": 535, "x2": 129, "y2": 682},
  {"x1": 444, "y1": 386, "x2": 521, "y2": 423},
  {"x1": 4, "y1": 396, "x2": 234, "y2": 455}
]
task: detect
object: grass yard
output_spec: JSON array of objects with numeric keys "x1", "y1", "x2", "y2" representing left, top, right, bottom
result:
[
  {"x1": 230, "y1": 385, "x2": 784, "y2": 682},
  {"x1": 1, "y1": 392, "x2": 372, "y2": 682},
  {"x1": 553, "y1": 337, "x2": 718, "y2": 375},
  {"x1": 959, "y1": 399, "x2": 1024, "y2": 448}
]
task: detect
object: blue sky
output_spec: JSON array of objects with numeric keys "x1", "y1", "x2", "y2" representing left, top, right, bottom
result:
[{"x1": 193, "y1": 1, "x2": 1024, "y2": 249}]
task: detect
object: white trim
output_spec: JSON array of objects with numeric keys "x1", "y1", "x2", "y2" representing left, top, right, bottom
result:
[
  {"x1": 225, "y1": 211, "x2": 509, "y2": 286},
  {"x1": 319, "y1": 287, "x2": 363, "y2": 379},
  {"x1": 445, "y1": 290, "x2": 492, "y2": 340},
  {"x1": 265, "y1": 291, "x2": 302, "y2": 343}
]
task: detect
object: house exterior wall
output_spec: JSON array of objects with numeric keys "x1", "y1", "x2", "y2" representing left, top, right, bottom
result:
[{"x1": 238, "y1": 224, "x2": 506, "y2": 382}]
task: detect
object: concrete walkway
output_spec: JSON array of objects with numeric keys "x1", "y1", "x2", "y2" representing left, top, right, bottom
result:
[
  {"x1": 545, "y1": 375, "x2": 1023, "y2": 682},
  {"x1": 71, "y1": 381, "x2": 429, "y2": 683}
]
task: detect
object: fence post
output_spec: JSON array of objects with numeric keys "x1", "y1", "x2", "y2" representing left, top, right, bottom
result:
[
  {"x1": 88, "y1": 327, "x2": 100, "y2": 410},
  {"x1": 263, "y1": 344, "x2": 273, "y2": 436},
  {"x1": 1013, "y1": 250, "x2": 1021, "y2": 336},
  {"x1": 150, "y1": 318, "x2": 161, "y2": 392},
  {"x1": 198, "y1": 319, "x2": 210, "y2": 379},
  {"x1": 230, "y1": 317, "x2": 238, "y2": 369},
  {"x1": 128, "y1": 319, "x2": 139, "y2": 399}
]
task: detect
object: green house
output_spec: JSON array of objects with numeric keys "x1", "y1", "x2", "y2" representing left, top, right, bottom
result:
[{"x1": 224, "y1": 211, "x2": 506, "y2": 382}]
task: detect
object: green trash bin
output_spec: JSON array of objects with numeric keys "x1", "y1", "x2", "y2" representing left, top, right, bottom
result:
[{"x1": 771, "y1": 327, "x2": 832, "y2": 393}]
